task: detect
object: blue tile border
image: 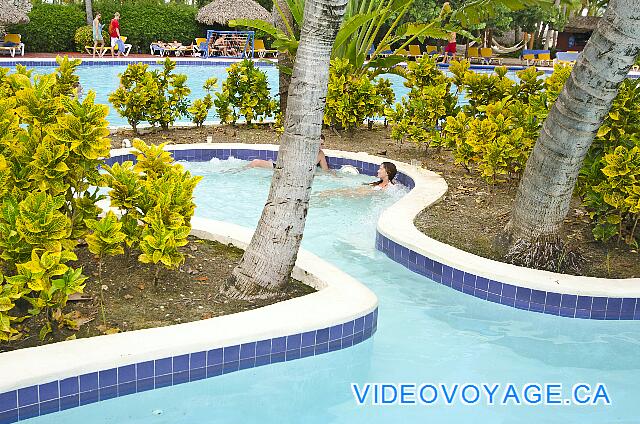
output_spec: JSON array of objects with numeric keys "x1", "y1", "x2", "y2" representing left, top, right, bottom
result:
[
  {"x1": 377, "y1": 231, "x2": 640, "y2": 321},
  {"x1": 0, "y1": 308, "x2": 376, "y2": 423}
]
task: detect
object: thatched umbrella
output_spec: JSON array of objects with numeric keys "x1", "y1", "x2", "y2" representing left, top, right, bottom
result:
[
  {"x1": 196, "y1": 0, "x2": 271, "y2": 25},
  {"x1": 0, "y1": 0, "x2": 31, "y2": 25}
]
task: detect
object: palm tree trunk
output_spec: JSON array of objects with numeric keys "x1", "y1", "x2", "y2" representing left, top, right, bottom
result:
[
  {"x1": 506, "y1": 0, "x2": 640, "y2": 269},
  {"x1": 227, "y1": 0, "x2": 347, "y2": 299},
  {"x1": 85, "y1": 0, "x2": 93, "y2": 25}
]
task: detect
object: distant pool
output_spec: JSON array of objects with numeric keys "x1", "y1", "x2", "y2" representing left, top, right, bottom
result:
[{"x1": 13, "y1": 63, "x2": 523, "y2": 127}]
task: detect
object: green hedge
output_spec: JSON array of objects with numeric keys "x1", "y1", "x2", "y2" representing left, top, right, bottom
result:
[
  {"x1": 9, "y1": 1, "x2": 210, "y2": 54},
  {"x1": 93, "y1": 0, "x2": 209, "y2": 53},
  {"x1": 8, "y1": 4, "x2": 86, "y2": 53}
]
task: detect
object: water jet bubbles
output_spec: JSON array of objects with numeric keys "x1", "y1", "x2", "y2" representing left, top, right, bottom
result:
[{"x1": 152, "y1": 409, "x2": 163, "y2": 416}]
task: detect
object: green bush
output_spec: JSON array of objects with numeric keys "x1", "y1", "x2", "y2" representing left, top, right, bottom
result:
[
  {"x1": 214, "y1": 60, "x2": 278, "y2": 125},
  {"x1": 8, "y1": 4, "x2": 86, "y2": 53},
  {"x1": 324, "y1": 58, "x2": 394, "y2": 132},
  {"x1": 74, "y1": 25, "x2": 109, "y2": 52}
]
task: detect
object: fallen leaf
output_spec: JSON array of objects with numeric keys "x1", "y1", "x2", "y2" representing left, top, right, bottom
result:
[
  {"x1": 137, "y1": 283, "x2": 145, "y2": 290},
  {"x1": 97, "y1": 325, "x2": 121, "y2": 335},
  {"x1": 65, "y1": 335, "x2": 77, "y2": 341},
  {"x1": 201, "y1": 312, "x2": 213, "y2": 319},
  {"x1": 68, "y1": 293, "x2": 93, "y2": 302},
  {"x1": 195, "y1": 276, "x2": 209, "y2": 282}
]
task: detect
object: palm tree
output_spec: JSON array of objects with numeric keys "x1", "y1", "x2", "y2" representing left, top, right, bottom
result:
[
  {"x1": 506, "y1": 0, "x2": 640, "y2": 271},
  {"x1": 85, "y1": 0, "x2": 93, "y2": 25},
  {"x1": 226, "y1": 0, "x2": 347, "y2": 299}
]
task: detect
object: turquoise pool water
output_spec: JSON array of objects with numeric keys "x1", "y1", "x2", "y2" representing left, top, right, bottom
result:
[
  {"x1": 27, "y1": 158, "x2": 640, "y2": 423},
  {"x1": 16, "y1": 64, "x2": 517, "y2": 127}
]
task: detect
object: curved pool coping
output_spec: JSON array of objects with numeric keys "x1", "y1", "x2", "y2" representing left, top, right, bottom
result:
[
  {"x1": 0, "y1": 217, "x2": 377, "y2": 422},
  {"x1": 110, "y1": 143, "x2": 640, "y2": 320}
]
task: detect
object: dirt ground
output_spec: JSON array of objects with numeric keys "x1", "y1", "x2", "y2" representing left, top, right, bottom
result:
[
  {"x1": 1, "y1": 237, "x2": 314, "y2": 352},
  {"x1": 111, "y1": 124, "x2": 640, "y2": 279}
]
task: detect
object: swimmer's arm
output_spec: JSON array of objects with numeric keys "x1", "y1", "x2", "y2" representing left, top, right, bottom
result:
[{"x1": 317, "y1": 149, "x2": 330, "y2": 171}]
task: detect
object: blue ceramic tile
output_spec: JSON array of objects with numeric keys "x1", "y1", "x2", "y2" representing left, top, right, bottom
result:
[
  {"x1": 560, "y1": 294, "x2": 577, "y2": 309},
  {"x1": 136, "y1": 361, "x2": 154, "y2": 379},
  {"x1": 463, "y1": 273, "x2": 476, "y2": 287},
  {"x1": 329, "y1": 325, "x2": 343, "y2": 341},
  {"x1": 173, "y1": 355, "x2": 189, "y2": 372},
  {"x1": 432, "y1": 262, "x2": 443, "y2": 276},
  {"x1": 79, "y1": 390, "x2": 98, "y2": 406},
  {"x1": 353, "y1": 331, "x2": 364, "y2": 345},
  {"x1": 577, "y1": 296, "x2": 592, "y2": 310},
  {"x1": 314, "y1": 343, "x2": 329, "y2": 355},
  {"x1": 118, "y1": 381, "x2": 136, "y2": 396},
  {"x1": 58, "y1": 377, "x2": 79, "y2": 398},
  {"x1": 500, "y1": 297, "x2": 515, "y2": 307},
  {"x1": 154, "y1": 374, "x2": 172, "y2": 389},
  {"x1": 190, "y1": 351, "x2": 206, "y2": 369},
  {"x1": 0, "y1": 409, "x2": 17, "y2": 424},
  {"x1": 271, "y1": 337, "x2": 286, "y2": 353},
  {"x1": 39, "y1": 399, "x2": 59, "y2": 416},
  {"x1": 452, "y1": 280, "x2": 463, "y2": 291},
  {"x1": 271, "y1": 352, "x2": 286, "y2": 363},
  {"x1": 38, "y1": 381, "x2": 58, "y2": 402},
  {"x1": 474, "y1": 288, "x2": 488, "y2": 300},
  {"x1": 620, "y1": 312, "x2": 634, "y2": 320},
  {"x1": 354, "y1": 317, "x2": 364, "y2": 333},
  {"x1": 441, "y1": 273, "x2": 453, "y2": 286},
  {"x1": 17, "y1": 386, "x2": 37, "y2": 407},
  {"x1": 240, "y1": 342, "x2": 256, "y2": 360},
  {"x1": 328, "y1": 340, "x2": 341, "y2": 352},
  {"x1": 301, "y1": 346, "x2": 315, "y2": 358},
  {"x1": 575, "y1": 309, "x2": 591, "y2": 319},
  {"x1": 559, "y1": 307, "x2": 576, "y2": 318},
  {"x1": 488, "y1": 280, "x2": 502, "y2": 295},
  {"x1": 342, "y1": 335, "x2": 354, "y2": 348},
  {"x1": 118, "y1": 364, "x2": 136, "y2": 383},
  {"x1": 364, "y1": 328, "x2": 373, "y2": 339},
  {"x1": 365, "y1": 312, "x2": 374, "y2": 329},
  {"x1": 207, "y1": 348, "x2": 223, "y2": 365},
  {"x1": 487, "y1": 292, "x2": 501, "y2": 304},
  {"x1": 99, "y1": 368, "x2": 117, "y2": 388},
  {"x1": 342, "y1": 321, "x2": 355, "y2": 336},
  {"x1": 502, "y1": 284, "x2": 517, "y2": 299},
  {"x1": 544, "y1": 305, "x2": 560, "y2": 315},
  {"x1": 286, "y1": 349, "x2": 302, "y2": 361},
  {"x1": 315, "y1": 328, "x2": 330, "y2": 344},
  {"x1": 545, "y1": 292, "x2": 561, "y2": 307},
  {"x1": 222, "y1": 361, "x2": 240, "y2": 374},
  {"x1": 622, "y1": 298, "x2": 636, "y2": 313},
  {"x1": 591, "y1": 309, "x2": 606, "y2": 320},
  {"x1": 607, "y1": 298, "x2": 622, "y2": 313},
  {"x1": 409, "y1": 250, "x2": 418, "y2": 264},
  {"x1": 592, "y1": 297, "x2": 607, "y2": 311},
  {"x1": 238, "y1": 358, "x2": 254, "y2": 370},
  {"x1": 476, "y1": 277, "x2": 489, "y2": 291},
  {"x1": 0, "y1": 392, "x2": 17, "y2": 413},
  {"x1": 285, "y1": 334, "x2": 301, "y2": 350},
  {"x1": 529, "y1": 302, "x2": 545, "y2": 313},
  {"x1": 173, "y1": 371, "x2": 190, "y2": 385},
  {"x1": 515, "y1": 299, "x2": 529, "y2": 310},
  {"x1": 17, "y1": 405, "x2": 38, "y2": 421},
  {"x1": 462, "y1": 284, "x2": 475, "y2": 295},
  {"x1": 516, "y1": 287, "x2": 532, "y2": 302},
  {"x1": 452, "y1": 269, "x2": 464, "y2": 284},
  {"x1": 99, "y1": 385, "x2": 118, "y2": 401},
  {"x1": 206, "y1": 365, "x2": 223, "y2": 378},
  {"x1": 256, "y1": 339, "x2": 271, "y2": 356},
  {"x1": 155, "y1": 358, "x2": 172, "y2": 376},
  {"x1": 189, "y1": 367, "x2": 206, "y2": 382},
  {"x1": 60, "y1": 394, "x2": 79, "y2": 411},
  {"x1": 255, "y1": 355, "x2": 270, "y2": 367}
]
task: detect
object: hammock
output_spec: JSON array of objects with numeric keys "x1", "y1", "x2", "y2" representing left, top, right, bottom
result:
[{"x1": 491, "y1": 40, "x2": 524, "y2": 54}]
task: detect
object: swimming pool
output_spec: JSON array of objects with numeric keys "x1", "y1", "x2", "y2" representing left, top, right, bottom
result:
[
  {"x1": 22, "y1": 152, "x2": 640, "y2": 423},
  {"x1": 14, "y1": 63, "x2": 519, "y2": 127}
]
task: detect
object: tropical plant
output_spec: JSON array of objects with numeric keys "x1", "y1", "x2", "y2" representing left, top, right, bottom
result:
[
  {"x1": 74, "y1": 25, "x2": 108, "y2": 52},
  {"x1": 506, "y1": 0, "x2": 640, "y2": 272},
  {"x1": 188, "y1": 77, "x2": 218, "y2": 127},
  {"x1": 214, "y1": 60, "x2": 278, "y2": 126},
  {"x1": 324, "y1": 58, "x2": 394, "y2": 132}
]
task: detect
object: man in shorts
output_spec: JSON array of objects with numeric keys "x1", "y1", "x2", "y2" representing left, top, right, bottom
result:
[{"x1": 109, "y1": 12, "x2": 126, "y2": 58}]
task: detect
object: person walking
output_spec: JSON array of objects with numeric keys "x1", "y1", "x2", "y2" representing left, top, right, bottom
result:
[
  {"x1": 92, "y1": 13, "x2": 105, "y2": 58},
  {"x1": 109, "y1": 12, "x2": 126, "y2": 58}
]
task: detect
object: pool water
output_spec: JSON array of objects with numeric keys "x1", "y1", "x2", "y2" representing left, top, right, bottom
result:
[
  {"x1": 16, "y1": 64, "x2": 517, "y2": 127},
  {"x1": 27, "y1": 159, "x2": 640, "y2": 423}
]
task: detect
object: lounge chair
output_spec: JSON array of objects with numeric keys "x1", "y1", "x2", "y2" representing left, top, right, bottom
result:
[
  {"x1": 535, "y1": 52, "x2": 551, "y2": 66},
  {"x1": 254, "y1": 39, "x2": 276, "y2": 58},
  {"x1": 554, "y1": 51, "x2": 580, "y2": 66},
  {"x1": 407, "y1": 44, "x2": 422, "y2": 60},
  {"x1": 193, "y1": 37, "x2": 207, "y2": 57},
  {"x1": 150, "y1": 42, "x2": 166, "y2": 56},
  {"x1": 426, "y1": 45, "x2": 438, "y2": 56},
  {"x1": 0, "y1": 34, "x2": 25, "y2": 57},
  {"x1": 466, "y1": 47, "x2": 482, "y2": 64},
  {"x1": 480, "y1": 47, "x2": 502, "y2": 65},
  {"x1": 85, "y1": 45, "x2": 111, "y2": 57},
  {"x1": 522, "y1": 53, "x2": 536, "y2": 66}
]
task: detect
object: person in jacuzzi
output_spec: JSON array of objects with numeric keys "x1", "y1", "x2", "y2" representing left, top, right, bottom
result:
[
  {"x1": 368, "y1": 162, "x2": 397, "y2": 190},
  {"x1": 247, "y1": 134, "x2": 329, "y2": 171}
]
